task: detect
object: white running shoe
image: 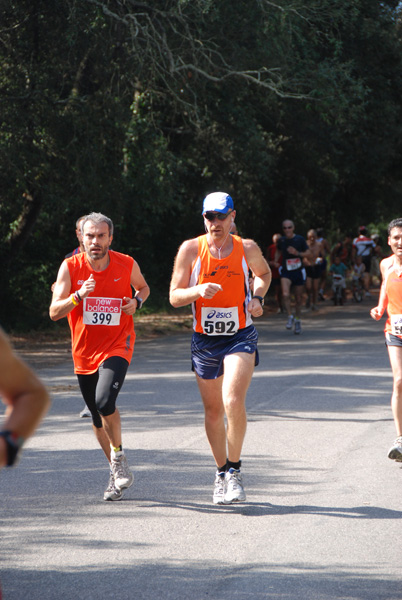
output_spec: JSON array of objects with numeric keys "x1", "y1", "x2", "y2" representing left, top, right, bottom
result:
[
  {"x1": 286, "y1": 315, "x2": 294, "y2": 330},
  {"x1": 80, "y1": 406, "x2": 91, "y2": 418},
  {"x1": 111, "y1": 453, "x2": 134, "y2": 491},
  {"x1": 213, "y1": 472, "x2": 226, "y2": 505},
  {"x1": 224, "y1": 468, "x2": 246, "y2": 504},
  {"x1": 387, "y1": 436, "x2": 402, "y2": 462},
  {"x1": 103, "y1": 471, "x2": 123, "y2": 501}
]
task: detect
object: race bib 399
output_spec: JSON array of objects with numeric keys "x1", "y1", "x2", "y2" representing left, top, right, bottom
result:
[{"x1": 83, "y1": 297, "x2": 122, "y2": 326}]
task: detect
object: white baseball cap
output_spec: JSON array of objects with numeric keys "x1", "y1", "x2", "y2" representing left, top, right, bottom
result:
[{"x1": 202, "y1": 192, "x2": 234, "y2": 215}]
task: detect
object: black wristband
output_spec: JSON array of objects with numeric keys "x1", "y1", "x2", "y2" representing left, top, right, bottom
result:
[
  {"x1": 253, "y1": 295, "x2": 264, "y2": 306},
  {"x1": 135, "y1": 296, "x2": 143, "y2": 310},
  {"x1": 0, "y1": 430, "x2": 24, "y2": 467}
]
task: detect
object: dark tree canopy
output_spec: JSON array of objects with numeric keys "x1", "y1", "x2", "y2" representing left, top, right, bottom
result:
[{"x1": 1, "y1": 0, "x2": 402, "y2": 329}]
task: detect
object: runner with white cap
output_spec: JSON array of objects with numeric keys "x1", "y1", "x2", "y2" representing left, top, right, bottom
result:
[{"x1": 170, "y1": 192, "x2": 271, "y2": 504}]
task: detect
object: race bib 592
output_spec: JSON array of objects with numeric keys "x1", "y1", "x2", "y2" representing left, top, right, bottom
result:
[{"x1": 201, "y1": 306, "x2": 239, "y2": 336}]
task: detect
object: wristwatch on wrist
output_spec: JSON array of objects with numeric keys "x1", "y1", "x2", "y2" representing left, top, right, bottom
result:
[
  {"x1": 253, "y1": 295, "x2": 264, "y2": 306},
  {"x1": 0, "y1": 430, "x2": 24, "y2": 467},
  {"x1": 135, "y1": 296, "x2": 143, "y2": 310}
]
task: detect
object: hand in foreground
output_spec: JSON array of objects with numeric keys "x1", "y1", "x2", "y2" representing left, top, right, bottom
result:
[
  {"x1": 199, "y1": 283, "x2": 222, "y2": 299},
  {"x1": 79, "y1": 274, "x2": 96, "y2": 299},
  {"x1": 122, "y1": 297, "x2": 137, "y2": 315}
]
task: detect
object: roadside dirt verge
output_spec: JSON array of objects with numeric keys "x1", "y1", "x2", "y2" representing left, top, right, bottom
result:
[
  {"x1": 9, "y1": 290, "x2": 377, "y2": 369},
  {"x1": 9, "y1": 312, "x2": 194, "y2": 369}
]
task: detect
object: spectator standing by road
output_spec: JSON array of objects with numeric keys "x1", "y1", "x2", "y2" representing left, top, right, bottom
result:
[
  {"x1": 330, "y1": 234, "x2": 353, "y2": 268},
  {"x1": 352, "y1": 226, "x2": 376, "y2": 297},
  {"x1": 169, "y1": 192, "x2": 271, "y2": 505},
  {"x1": 50, "y1": 212, "x2": 150, "y2": 501},
  {"x1": 370, "y1": 218, "x2": 402, "y2": 462},
  {"x1": 316, "y1": 228, "x2": 330, "y2": 301},
  {"x1": 370, "y1": 233, "x2": 383, "y2": 286},
  {"x1": 305, "y1": 229, "x2": 323, "y2": 311},
  {"x1": 329, "y1": 255, "x2": 348, "y2": 304}
]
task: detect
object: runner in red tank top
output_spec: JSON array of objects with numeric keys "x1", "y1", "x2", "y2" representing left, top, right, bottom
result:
[
  {"x1": 370, "y1": 217, "x2": 402, "y2": 462},
  {"x1": 50, "y1": 212, "x2": 149, "y2": 501},
  {"x1": 170, "y1": 192, "x2": 271, "y2": 505}
]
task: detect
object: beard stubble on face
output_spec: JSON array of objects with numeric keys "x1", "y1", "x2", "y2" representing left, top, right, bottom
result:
[{"x1": 86, "y1": 245, "x2": 108, "y2": 261}]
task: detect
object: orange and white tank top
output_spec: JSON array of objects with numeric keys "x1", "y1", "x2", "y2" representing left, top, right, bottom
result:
[
  {"x1": 190, "y1": 234, "x2": 252, "y2": 335},
  {"x1": 383, "y1": 255, "x2": 402, "y2": 338},
  {"x1": 66, "y1": 250, "x2": 135, "y2": 374}
]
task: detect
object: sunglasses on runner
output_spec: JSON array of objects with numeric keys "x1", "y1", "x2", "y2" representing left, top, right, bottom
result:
[{"x1": 204, "y1": 211, "x2": 232, "y2": 222}]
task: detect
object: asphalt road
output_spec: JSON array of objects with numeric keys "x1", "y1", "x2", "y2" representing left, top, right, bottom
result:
[{"x1": 1, "y1": 296, "x2": 401, "y2": 600}]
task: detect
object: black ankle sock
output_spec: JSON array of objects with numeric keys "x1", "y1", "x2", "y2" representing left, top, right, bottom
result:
[
  {"x1": 217, "y1": 463, "x2": 228, "y2": 473},
  {"x1": 227, "y1": 459, "x2": 241, "y2": 471}
]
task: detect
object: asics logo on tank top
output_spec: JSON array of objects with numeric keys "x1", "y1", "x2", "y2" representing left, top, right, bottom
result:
[
  {"x1": 203, "y1": 266, "x2": 242, "y2": 279},
  {"x1": 203, "y1": 265, "x2": 229, "y2": 278}
]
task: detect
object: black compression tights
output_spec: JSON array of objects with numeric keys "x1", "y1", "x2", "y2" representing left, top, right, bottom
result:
[{"x1": 77, "y1": 356, "x2": 129, "y2": 428}]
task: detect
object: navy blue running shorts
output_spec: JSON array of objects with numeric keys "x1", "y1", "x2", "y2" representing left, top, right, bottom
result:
[
  {"x1": 191, "y1": 324, "x2": 259, "y2": 380},
  {"x1": 279, "y1": 266, "x2": 306, "y2": 286},
  {"x1": 385, "y1": 333, "x2": 402, "y2": 347}
]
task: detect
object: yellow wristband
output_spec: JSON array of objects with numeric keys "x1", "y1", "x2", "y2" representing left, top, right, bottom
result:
[{"x1": 71, "y1": 294, "x2": 79, "y2": 306}]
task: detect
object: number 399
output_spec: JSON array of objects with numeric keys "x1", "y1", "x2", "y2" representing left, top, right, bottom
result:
[{"x1": 92, "y1": 313, "x2": 112, "y2": 325}]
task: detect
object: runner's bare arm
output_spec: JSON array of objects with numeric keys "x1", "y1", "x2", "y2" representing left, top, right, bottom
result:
[
  {"x1": 169, "y1": 239, "x2": 222, "y2": 308},
  {"x1": 0, "y1": 329, "x2": 50, "y2": 468},
  {"x1": 243, "y1": 239, "x2": 271, "y2": 316},
  {"x1": 370, "y1": 257, "x2": 390, "y2": 320},
  {"x1": 49, "y1": 261, "x2": 95, "y2": 321},
  {"x1": 122, "y1": 261, "x2": 150, "y2": 315}
]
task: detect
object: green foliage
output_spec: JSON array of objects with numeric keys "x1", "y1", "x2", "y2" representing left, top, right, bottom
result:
[{"x1": 1, "y1": 0, "x2": 402, "y2": 330}]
